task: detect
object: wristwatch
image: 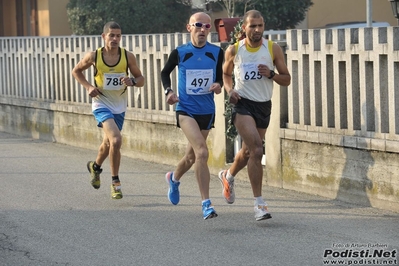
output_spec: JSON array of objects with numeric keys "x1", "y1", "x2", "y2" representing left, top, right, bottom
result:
[
  {"x1": 164, "y1": 88, "x2": 173, "y2": 96},
  {"x1": 131, "y1": 77, "x2": 137, "y2": 86},
  {"x1": 268, "y1": 70, "x2": 275, "y2": 79}
]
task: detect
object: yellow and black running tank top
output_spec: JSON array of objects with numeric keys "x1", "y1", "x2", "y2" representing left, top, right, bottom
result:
[{"x1": 92, "y1": 47, "x2": 128, "y2": 114}]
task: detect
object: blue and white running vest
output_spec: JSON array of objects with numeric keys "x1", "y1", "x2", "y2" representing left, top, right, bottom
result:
[{"x1": 175, "y1": 42, "x2": 220, "y2": 115}]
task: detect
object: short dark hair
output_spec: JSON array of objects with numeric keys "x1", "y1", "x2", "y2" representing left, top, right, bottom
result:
[
  {"x1": 103, "y1": 21, "x2": 121, "y2": 33},
  {"x1": 242, "y1": 10, "x2": 263, "y2": 25}
]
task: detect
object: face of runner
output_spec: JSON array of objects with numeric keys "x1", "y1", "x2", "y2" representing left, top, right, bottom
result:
[
  {"x1": 243, "y1": 17, "x2": 264, "y2": 45},
  {"x1": 103, "y1": 28, "x2": 122, "y2": 50},
  {"x1": 187, "y1": 13, "x2": 211, "y2": 47}
]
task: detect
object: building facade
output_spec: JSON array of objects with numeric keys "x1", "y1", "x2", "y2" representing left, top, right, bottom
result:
[
  {"x1": 0, "y1": 0, "x2": 71, "y2": 36},
  {"x1": 305, "y1": 0, "x2": 397, "y2": 28},
  {"x1": 0, "y1": 0, "x2": 397, "y2": 37}
]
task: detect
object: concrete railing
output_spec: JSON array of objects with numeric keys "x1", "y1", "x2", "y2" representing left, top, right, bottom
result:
[
  {"x1": 0, "y1": 33, "x2": 218, "y2": 122},
  {"x1": 0, "y1": 32, "x2": 230, "y2": 175},
  {"x1": 284, "y1": 27, "x2": 399, "y2": 152},
  {"x1": 277, "y1": 27, "x2": 399, "y2": 212},
  {"x1": 263, "y1": 30, "x2": 287, "y2": 42}
]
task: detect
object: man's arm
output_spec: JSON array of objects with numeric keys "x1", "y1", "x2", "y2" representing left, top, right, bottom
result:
[
  {"x1": 161, "y1": 49, "x2": 179, "y2": 104},
  {"x1": 222, "y1": 45, "x2": 241, "y2": 104},
  {"x1": 222, "y1": 45, "x2": 235, "y2": 94},
  {"x1": 126, "y1": 51, "x2": 145, "y2": 87},
  {"x1": 271, "y1": 43, "x2": 291, "y2": 86},
  {"x1": 72, "y1": 51, "x2": 100, "y2": 97},
  {"x1": 160, "y1": 49, "x2": 178, "y2": 90},
  {"x1": 215, "y1": 47, "x2": 224, "y2": 88},
  {"x1": 208, "y1": 47, "x2": 225, "y2": 95}
]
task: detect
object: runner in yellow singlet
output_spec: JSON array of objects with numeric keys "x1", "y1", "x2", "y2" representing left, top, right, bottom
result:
[{"x1": 72, "y1": 21, "x2": 145, "y2": 200}]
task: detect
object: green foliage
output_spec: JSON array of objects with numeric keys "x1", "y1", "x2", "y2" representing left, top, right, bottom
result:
[
  {"x1": 223, "y1": 19, "x2": 243, "y2": 141},
  {"x1": 207, "y1": 0, "x2": 313, "y2": 29},
  {"x1": 229, "y1": 18, "x2": 244, "y2": 43},
  {"x1": 67, "y1": 0, "x2": 191, "y2": 35},
  {"x1": 235, "y1": 0, "x2": 313, "y2": 29},
  {"x1": 66, "y1": 0, "x2": 104, "y2": 35},
  {"x1": 224, "y1": 97, "x2": 238, "y2": 141}
]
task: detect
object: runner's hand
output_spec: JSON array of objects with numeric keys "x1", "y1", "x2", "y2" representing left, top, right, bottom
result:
[
  {"x1": 209, "y1": 83, "x2": 222, "y2": 94},
  {"x1": 166, "y1": 92, "x2": 179, "y2": 105},
  {"x1": 228, "y1": 90, "x2": 241, "y2": 104}
]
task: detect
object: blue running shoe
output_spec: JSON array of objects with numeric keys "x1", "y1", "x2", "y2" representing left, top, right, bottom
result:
[
  {"x1": 202, "y1": 199, "x2": 218, "y2": 220},
  {"x1": 165, "y1": 172, "x2": 180, "y2": 205}
]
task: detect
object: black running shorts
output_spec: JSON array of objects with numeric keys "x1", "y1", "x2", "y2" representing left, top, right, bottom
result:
[
  {"x1": 176, "y1": 111, "x2": 215, "y2": 130},
  {"x1": 232, "y1": 98, "x2": 272, "y2": 129}
]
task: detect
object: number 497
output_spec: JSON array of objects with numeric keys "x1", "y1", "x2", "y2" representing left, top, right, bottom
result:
[{"x1": 191, "y1": 78, "x2": 209, "y2": 87}]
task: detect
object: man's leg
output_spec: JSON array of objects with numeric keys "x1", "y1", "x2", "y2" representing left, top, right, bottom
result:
[
  {"x1": 87, "y1": 133, "x2": 110, "y2": 190},
  {"x1": 101, "y1": 119, "x2": 123, "y2": 199},
  {"x1": 179, "y1": 115, "x2": 210, "y2": 200},
  {"x1": 234, "y1": 114, "x2": 271, "y2": 220},
  {"x1": 233, "y1": 114, "x2": 266, "y2": 197},
  {"x1": 165, "y1": 142, "x2": 195, "y2": 205},
  {"x1": 179, "y1": 115, "x2": 217, "y2": 219},
  {"x1": 173, "y1": 143, "x2": 196, "y2": 182},
  {"x1": 95, "y1": 134, "x2": 110, "y2": 167},
  {"x1": 101, "y1": 119, "x2": 122, "y2": 177},
  {"x1": 229, "y1": 146, "x2": 250, "y2": 176}
]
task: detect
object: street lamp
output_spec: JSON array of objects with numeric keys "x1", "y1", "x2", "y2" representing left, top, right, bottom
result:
[{"x1": 388, "y1": 0, "x2": 399, "y2": 25}]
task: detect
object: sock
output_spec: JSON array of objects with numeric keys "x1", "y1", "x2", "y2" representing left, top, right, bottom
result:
[
  {"x1": 254, "y1": 196, "x2": 266, "y2": 206},
  {"x1": 226, "y1": 170, "x2": 234, "y2": 181},
  {"x1": 112, "y1": 176, "x2": 120, "y2": 183},
  {"x1": 171, "y1": 172, "x2": 179, "y2": 183},
  {"x1": 93, "y1": 162, "x2": 101, "y2": 171}
]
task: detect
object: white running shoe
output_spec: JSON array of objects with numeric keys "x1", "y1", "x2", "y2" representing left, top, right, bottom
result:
[{"x1": 254, "y1": 205, "x2": 272, "y2": 221}]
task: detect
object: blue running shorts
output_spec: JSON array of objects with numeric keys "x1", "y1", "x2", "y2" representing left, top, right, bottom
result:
[{"x1": 92, "y1": 108, "x2": 125, "y2": 131}]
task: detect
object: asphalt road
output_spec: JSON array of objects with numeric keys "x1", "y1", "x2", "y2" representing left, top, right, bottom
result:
[{"x1": 0, "y1": 131, "x2": 398, "y2": 266}]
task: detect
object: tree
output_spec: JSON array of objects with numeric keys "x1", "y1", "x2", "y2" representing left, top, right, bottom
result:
[
  {"x1": 212, "y1": 0, "x2": 259, "y2": 18},
  {"x1": 67, "y1": 0, "x2": 191, "y2": 35},
  {"x1": 240, "y1": 0, "x2": 313, "y2": 29},
  {"x1": 205, "y1": 0, "x2": 313, "y2": 29}
]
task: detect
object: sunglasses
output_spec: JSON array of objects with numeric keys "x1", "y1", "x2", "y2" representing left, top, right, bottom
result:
[{"x1": 191, "y1": 22, "x2": 211, "y2": 29}]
